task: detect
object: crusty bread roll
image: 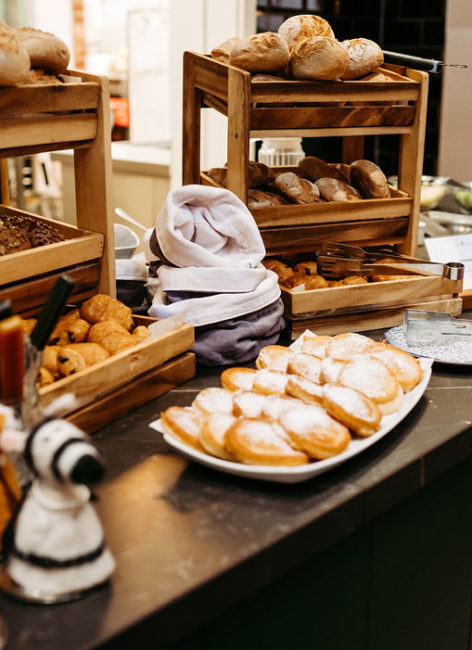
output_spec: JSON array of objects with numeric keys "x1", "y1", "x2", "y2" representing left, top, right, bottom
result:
[
  {"x1": 206, "y1": 167, "x2": 227, "y2": 187},
  {"x1": 229, "y1": 32, "x2": 290, "y2": 73},
  {"x1": 290, "y1": 36, "x2": 349, "y2": 81},
  {"x1": 315, "y1": 177, "x2": 362, "y2": 202},
  {"x1": 248, "y1": 189, "x2": 288, "y2": 208},
  {"x1": 14, "y1": 27, "x2": 70, "y2": 74},
  {"x1": 278, "y1": 14, "x2": 334, "y2": 51},
  {"x1": 349, "y1": 159, "x2": 389, "y2": 199},
  {"x1": 251, "y1": 73, "x2": 286, "y2": 81},
  {"x1": 0, "y1": 23, "x2": 30, "y2": 86},
  {"x1": 341, "y1": 38, "x2": 384, "y2": 80},
  {"x1": 274, "y1": 171, "x2": 321, "y2": 204},
  {"x1": 210, "y1": 36, "x2": 242, "y2": 63},
  {"x1": 299, "y1": 156, "x2": 346, "y2": 182},
  {"x1": 247, "y1": 161, "x2": 275, "y2": 187}
]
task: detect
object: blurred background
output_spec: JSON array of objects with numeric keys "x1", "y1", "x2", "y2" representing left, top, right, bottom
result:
[{"x1": 0, "y1": 0, "x2": 470, "y2": 239}]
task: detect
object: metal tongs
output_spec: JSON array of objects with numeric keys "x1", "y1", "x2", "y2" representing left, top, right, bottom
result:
[
  {"x1": 316, "y1": 242, "x2": 465, "y2": 281},
  {"x1": 403, "y1": 310, "x2": 472, "y2": 346},
  {"x1": 382, "y1": 51, "x2": 468, "y2": 74}
]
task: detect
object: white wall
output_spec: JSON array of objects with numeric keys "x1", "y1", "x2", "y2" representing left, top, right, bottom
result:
[{"x1": 437, "y1": 0, "x2": 472, "y2": 182}]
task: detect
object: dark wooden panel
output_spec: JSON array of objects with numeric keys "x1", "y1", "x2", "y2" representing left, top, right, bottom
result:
[
  {"x1": 261, "y1": 218, "x2": 409, "y2": 255},
  {"x1": 0, "y1": 261, "x2": 101, "y2": 316}
]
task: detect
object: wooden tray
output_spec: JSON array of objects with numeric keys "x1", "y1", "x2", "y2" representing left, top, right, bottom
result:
[
  {"x1": 0, "y1": 204, "x2": 103, "y2": 285},
  {"x1": 38, "y1": 317, "x2": 195, "y2": 415},
  {"x1": 201, "y1": 165, "x2": 411, "y2": 228},
  {"x1": 281, "y1": 273, "x2": 463, "y2": 340}
]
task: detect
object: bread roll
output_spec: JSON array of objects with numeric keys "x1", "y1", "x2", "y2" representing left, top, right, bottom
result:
[
  {"x1": 349, "y1": 159, "x2": 389, "y2": 199},
  {"x1": 315, "y1": 177, "x2": 362, "y2": 202},
  {"x1": 0, "y1": 23, "x2": 30, "y2": 86},
  {"x1": 274, "y1": 171, "x2": 321, "y2": 204},
  {"x1": 248, "y1": 189, "x2": 287, "y2": 208},
  {"x1": 210, "y1": 36, "x2": 241, "y2": 63},
  {"x1": 251, "y1": 73, "x2": 286, "y2": 81},
  {"x1": 247, "y1": 161, "x2": 275, "y2": 187},
  {"x1": 206, "y1": 167, "x2": 227, "y2": 187},
  {"x1": 341, "y1": 38, "x2": 384, "y2": 80},
  {"x1": 278, "y1": 14, "x2": 334, "y2": 51},
  {"x1": 290, "y1": 36, "x2": 348, "y2": 81},
  {"x1": 299, "y1": 156, "x2": 345, "y2": 182},
  {"x1": 14, "y1": 27, "x2": 70, "y2": 74},
  {"x1": 229, "y1": 32, "x2": 290, "y2": 73}
]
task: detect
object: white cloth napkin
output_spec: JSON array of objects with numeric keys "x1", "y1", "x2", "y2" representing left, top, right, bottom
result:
[
  {"x1": 157, "y1": 264, "x2": 268, "y2": 293},
  {"x1": 154, "y1": 184, "x2": 265, "y2": 269},
  {"x1": 149, "y1": 270, "x2": 281, "y2": 327}
]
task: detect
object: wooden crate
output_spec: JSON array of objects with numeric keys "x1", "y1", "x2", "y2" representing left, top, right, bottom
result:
[
  {"x1": 183, "y1": 51, "x2": 429, "y2": 256},
  {"x1": 282, "y1": 274, "x2": 463, "y2": 340},
  {"x1": 38, "y1": 317, "x2": 196, "y2": 433},
  {"x1": 0, "y1": 69, "x2": 114, "y2": 297}
]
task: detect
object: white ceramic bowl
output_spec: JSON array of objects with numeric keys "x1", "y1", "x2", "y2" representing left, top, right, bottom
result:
[{"x1": 114, "y1": 223, "x2": 140, "y2": 259}]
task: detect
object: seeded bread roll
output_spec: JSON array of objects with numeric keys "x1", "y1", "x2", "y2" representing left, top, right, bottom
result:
[
  {"x1": 275, "y1": 171, "x2": 321, "y2": 204},
  {"x1": 229, "y1": 32, "x2": 290, "y2": 73},
  {"x1": 290, "y1": 36, "x2": 349, "y2": 81},
  {"x1": 341, "y1": 38, "x2": 384, "y2": 80},
  {"x1": 315, "y1": 177, "x2": 362, "y2": 202},
  {"x1": 14, "y1": 27, "x2": 70, "y2": 74},
  {"x1": 278, "y1": 14, "x2": 335, "y2": 51},
  {"x1": 349, "y1": 159, "x2": 389, "y2": 199},
  {"x1": 210, "y1": 36, "x2": 242, "y2": 63},
  {"x1": 0, "y1": 22, "x2": 30, "y2": 86},
  {"x1": 299, "y1": 156, "x2": 346, "y2": 182}
]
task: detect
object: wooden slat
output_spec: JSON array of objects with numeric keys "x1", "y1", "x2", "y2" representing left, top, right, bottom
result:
[
  {"x1": 66, "y1": 353, "x2": 196, "y2": 434},
  {"x1": 0, "y1": 232, "x2": 103, "y2": 284},
  {"x1": 190, "y1": 51, "x2": 231, "y2": 100},
  {"x1": 250, "y1": 105, "x2": 416, "y2": 130},
  {"x1": 342, "y1": 136, "x2": 365, "y2": 163},
  {"x1": 0, "y1": 82, "x2": 99, "y2": 116},
  {"x1": 261, "y1": 218, "x2": 409, "y2": 255},
  {"x1": 201, "y1": 91, "x2": 228, "y2": 116},
  {"x1": 397, "y1": 68, "x2": 429, "y2": 256},
  {"x1": 0, "y1": 113, "x2": 97, "y2": 149},
  {"x1": 226, "y1": 67, "x2": 250, "y2": 202},
  {"x1": 182, "y1": 52, "x2": 203, "y2": 185},
  {"x1": 39, "y1": 322, "x2": 195, "y2": 411},
  {"x1": 286, "y1": 298, "x2": 463, "y2": 339},
  {"x1": 0, "y1": 140, "x2": 91, "y2": 160},
  {"x1": 0, "y1": 262, "x2": 101, "y2": 316},
  {"x1": 73, "y1": 71, "x2": 115, "y2": 296},
  {"x1": 250, "y1": 126, "x2": 412, "y2": 138},
  {"x1": 251, "y1": 196, "x2": 412, "y2": 228},
  {"x1": 283, "y1": 275, "x2": 463, "y2": 317}
]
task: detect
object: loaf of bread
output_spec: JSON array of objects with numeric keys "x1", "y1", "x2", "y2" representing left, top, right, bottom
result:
[
  {"x1": 349, "y1": 159, "x2": 389, "y2": 199},
  {"x1": 341, "y1": 38, "x2": 384, "y2": 80},
  {"x1": 14, "y1": 27, "x2": 70, "y2": 74},
  {"x1": 0, "y1": 22, "x2": 29, "y2": 85},
  {"x1": 315, "y1": 177, "x2": 362, "y2": 202},
  {"x1": 274, "y1": 172, "x2": 321, "y2": 204},
  {"x1": 290, "y1": 36, "x2": 349, "y2": 81},
  {"x1": 299, "y1": 156, "x2": 346, "y2": 182},
  {"x1": 278, "y1": 14, "x2": 334, "y2": 51},
  {"x1": 210, "y1": 36, "x2": 241, "y2": 63},
  {"x1": 229, "y1": 32, "x2": 290, "y2": 73},
  {"x1": 206, "y1": 167, "x2": 227, "y2": 187}
]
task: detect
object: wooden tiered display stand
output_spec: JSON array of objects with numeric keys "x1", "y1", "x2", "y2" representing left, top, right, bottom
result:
[
  {"x1": 0, "y1": 71, "x2": 195, "y2": 431},
  {"x1": 182, "y1": 52, "x2": 463, "y2": 338}
]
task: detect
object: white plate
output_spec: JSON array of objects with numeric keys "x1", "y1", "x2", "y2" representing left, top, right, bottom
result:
[{"x1": 149, "y1": 358, "x2": 432, "y2": 484}]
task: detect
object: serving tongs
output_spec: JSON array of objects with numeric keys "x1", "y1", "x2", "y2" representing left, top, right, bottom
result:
[
  {"x1": 382, "y1": 51, "x2": 468, "y2": 74},
  {"x1": 316, "y1": 242, "x2": 464, "y2": 280},
  {"x1": 403, "y1": 310, "x2": 472, "y2": 346}
]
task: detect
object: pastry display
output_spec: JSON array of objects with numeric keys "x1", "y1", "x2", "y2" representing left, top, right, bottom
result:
[
  {"x1": 160, "y1": 332, "x2": 423, "y2": 468},
  {"x1": 20, "y1": 294, "x2": 152, "y2": 389}
]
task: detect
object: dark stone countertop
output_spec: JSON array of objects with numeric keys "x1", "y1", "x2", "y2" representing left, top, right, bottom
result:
[{"x1": 1, "y1": 327, "x2": 472, "y2": 650}]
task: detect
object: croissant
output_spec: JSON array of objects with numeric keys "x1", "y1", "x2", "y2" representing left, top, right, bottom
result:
[
  {"x1": 48, "y1": 317, "x2": 90, "y2": 345},
  {"x1": 80, "y1": 294, "x2": 133, "y2": 331}
]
